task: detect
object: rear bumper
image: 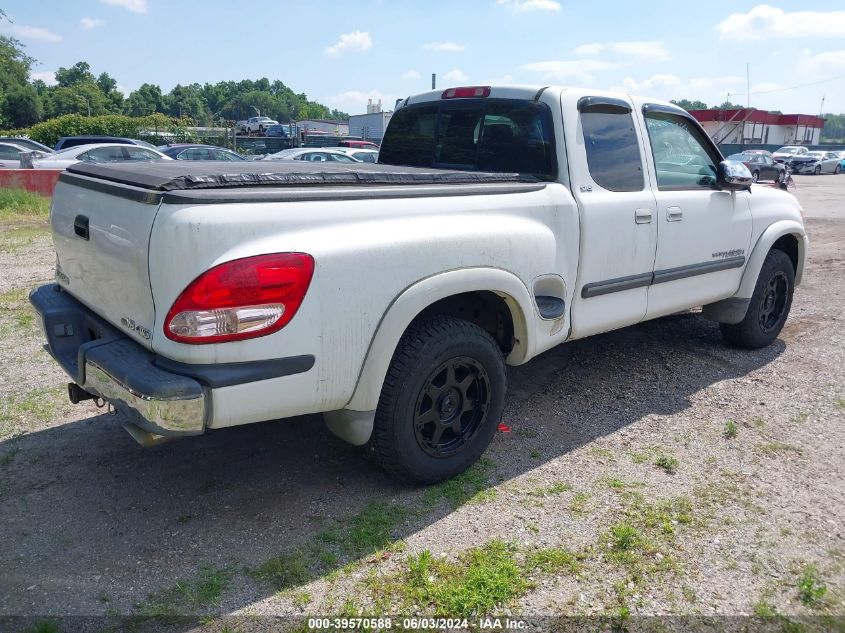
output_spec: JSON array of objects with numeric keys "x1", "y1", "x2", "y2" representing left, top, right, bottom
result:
[
  {"x1": 30, "y1": 284, "x2": 206, "y2": 436},
  {"x1": 30, "y1": 284, "x2": 317, "y2": 437}
]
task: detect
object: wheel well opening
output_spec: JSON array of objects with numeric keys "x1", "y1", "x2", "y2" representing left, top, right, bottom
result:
[
  {"x1": 416, "y1": 291, "x2": 515, "y2": 354},
  {"x1": 771, "y1": 234, "x2": 799, "y2": 274}
]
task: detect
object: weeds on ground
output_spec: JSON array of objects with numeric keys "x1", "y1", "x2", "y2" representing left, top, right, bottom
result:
[
  {"x1": 756, "y1": 442, "x2": 801, "y2": 456},
  {"x1": 797, "y1": 564, "x2": 827, "y2": 607},
  {"x1": 527, "y1": 481, "x2": 571, "y2": 497},
  {"x1": 724, "y1": 420, "x2": 738, "y2": 439},
  {"x1": 421, "y1": 458, "x2": 495, "y2": 508},
  {"x1": 0, "y1": 189, "x2": 50, "y2": 221},
  {"x1": 136, "y1": 565, "x2": 235, "y2": 618},
  {"x1": 654, "y1": 454, "x2": 679, "y2": 474}
]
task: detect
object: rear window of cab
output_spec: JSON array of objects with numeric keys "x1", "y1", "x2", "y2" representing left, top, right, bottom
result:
[{"x1": 378, "y1": 99, "x2": 557, "y2": 181}]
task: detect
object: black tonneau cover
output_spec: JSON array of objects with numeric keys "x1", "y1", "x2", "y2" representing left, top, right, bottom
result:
[{"x1": 66, "y1": 160, "x2": 531, "y2": 192}]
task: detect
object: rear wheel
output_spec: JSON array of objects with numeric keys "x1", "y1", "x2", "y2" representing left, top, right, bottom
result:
[
  {"x1": 836, "y1": 165, "x2": 841, "y2": 175},
  {"x1": 369, "y1": 315, "x2": 506, "y2": 484},
  {"x1": 720, "y1": 250, "x2": 794, "y2": 349}
]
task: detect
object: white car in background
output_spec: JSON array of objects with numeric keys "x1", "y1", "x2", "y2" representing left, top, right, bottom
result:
[
  {"x1": 331, "y1": 147, "x2": 379, "y2": 163},
  {"x1": 772, "y1": 145, "x2": 809, "y2": 163},
  {"x1": 0, "y1": 141, "x2": 34, "y2": 168},
  {"x1": 31, "y1": 143, "x2": 171, "y2": 170},
  {"x1": 261, "y1": 148, "x2": 362, "y2": 163}
]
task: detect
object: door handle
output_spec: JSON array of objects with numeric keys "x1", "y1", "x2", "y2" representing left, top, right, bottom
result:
[
  {"x1": 634, "y1": 209, "x2": 653, "y2": 224},
  {"x1": 73, "y1": 215, "x2": 89, "y2": 240},
  {"x1": 666, "y1": 206, "x2": 683, "y2": 222}
]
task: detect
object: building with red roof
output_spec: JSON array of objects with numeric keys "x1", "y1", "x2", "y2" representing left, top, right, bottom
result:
[{"x1": 689, "y1": 108, "x2": 824, "y2": 146}]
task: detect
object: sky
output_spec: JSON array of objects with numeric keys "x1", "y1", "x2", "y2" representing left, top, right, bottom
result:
[{"x1": 2, "y1": 0, "x2": 845, "y2": 116}]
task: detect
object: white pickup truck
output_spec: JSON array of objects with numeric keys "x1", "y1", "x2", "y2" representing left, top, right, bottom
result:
[{"x1": 31, "y1": 85, "x2": 807, "y2": 483}]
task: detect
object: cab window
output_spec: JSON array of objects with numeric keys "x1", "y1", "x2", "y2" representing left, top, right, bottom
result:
[
  {"x1": 580, "y1": 106, "x2": 644, "y2": 192},
  {"x1": 644, "y1": 112, "x2": 719, "y2": 190}
]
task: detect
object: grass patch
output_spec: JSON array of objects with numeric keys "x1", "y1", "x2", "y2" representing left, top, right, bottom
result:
[
  {"x1": 422, "y1": 458, "x2": 495, "y2": 508},
  {"x1": 0, "y1": 287, "x2": 38, "y2": 334},
  {"x1": 293, "y1": 591, "x2": 312, "y2": 608},
  {"x1": 569, "y1": 492, "x2": 589, "y2": 514},
  {"x1": 254, "y1": 501, "x2": 409, "y2": 592},
  {"x1": 0, "y1": 386, "x2": 66, "y2": 439},
  {"x1": 654, "y1": 454, "x2": 679, "y2": 474},
  {"x1": 604, "y1": 477, "x2": 626, "y2": 490},
  {"x1": 797, "y1": 564, "x2": 827, "y2": 608},
  {"x1": 0, "y1": 224, "x2": 50, "y2": 253},
  {"x1": 0, "y1": 189, "x2": 50, "y2": 221},
  {"x1": 136, "y1": 565, "x2": 234, "y2": 618},
  {"x1": 370, "y1": 540, "x2": 531, "y2": 617},
  {"x1": 756, "y1": 442, "x2": 801, "y2": 456},
  {"x1": 525, "y1": 547, "x2": 582, "y2": 575},
  {"x1": 754, "y1": 599, "x2": 778, "y2": 618},
  {"x1": 724, "y1": 420, "x2": 738, "y2": 439},
  {"x1": 526, "y1": 481, "x2": 571, "y2": 497},
  {"x1": 24, "y1": 621, "x2": 59, "y2": 633}
]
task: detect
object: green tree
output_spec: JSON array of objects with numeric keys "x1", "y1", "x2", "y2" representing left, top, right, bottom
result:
[
  {"x1": 2, "y1": 83, "x2": 42, "y2": 126},
  {"x1": 670, "y1": 99, "x2": 708, "y2": 111},
  {"x1": 124, "y1": 83, "x2": 166, "y2": 116},
  {"x1": 55, "y1": 61, "x2": 96, "y2": 88}
]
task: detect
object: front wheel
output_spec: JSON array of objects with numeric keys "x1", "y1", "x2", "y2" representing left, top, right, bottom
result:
[
  {"x1": 752, "y1": 170, "x2": 759, "y2": 183},
  {"x1": 835, "y1": 165, "x2": 841, "y2": 175},
  {"x1": 720, "y1": 250, "x2": 794, "y2": 349},
  {"x1": 814, "y1": 165, "x2": 821, "y2": 175},
  {"x1": 369, "y1": 315, "x2": 506, "y2": 484}
]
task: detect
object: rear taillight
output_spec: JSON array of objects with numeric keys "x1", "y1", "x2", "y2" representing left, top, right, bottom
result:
[
  {"x1": 164, "y1": 253, "x2": 314, "y2": 344},
  {"x1": 441, "y1": 86, "x2": 491, "y2": 99}
]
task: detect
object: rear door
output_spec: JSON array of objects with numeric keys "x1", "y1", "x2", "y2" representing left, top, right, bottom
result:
[
  {"x1": 637, "y1": 104, "x2": 752, "y2": 320},
  {"x1": 564, "y1": 94, "x2": 659, "y2": 339}
]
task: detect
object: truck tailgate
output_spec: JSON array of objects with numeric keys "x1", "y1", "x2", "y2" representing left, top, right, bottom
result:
[{"x1": 50, "y1": 178, "x2": 159, "y2": 349}]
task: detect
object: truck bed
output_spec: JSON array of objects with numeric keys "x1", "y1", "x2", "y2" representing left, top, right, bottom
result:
[{"x1": 62, "y1": 161, "x2": 538, "y2": 198}]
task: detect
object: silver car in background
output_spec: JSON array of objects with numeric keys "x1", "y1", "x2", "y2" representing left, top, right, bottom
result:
[{"x1": 788, "y1": 151, "x2": 842, "y2": 175}]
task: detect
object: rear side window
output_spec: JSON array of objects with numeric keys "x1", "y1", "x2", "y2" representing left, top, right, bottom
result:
[
  {"x1": 379, "y1": 99, "x2": 556, "y2": 180},
  {"x1": 580, "y1": 108, "x2": 644, "y2": 192}
]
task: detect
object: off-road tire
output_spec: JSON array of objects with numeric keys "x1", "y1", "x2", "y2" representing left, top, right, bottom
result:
[
  {"x1": 369, "y1": 315, "x2": 506, "y2": 484},
  {"x1": 720, "y1": 249, "x2": 794, "y2": 349}
]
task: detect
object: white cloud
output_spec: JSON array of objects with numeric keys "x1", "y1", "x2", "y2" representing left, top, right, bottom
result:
[
  {"x1": 325, "y1": 30, "x2": 373, "y2": 56},
  {"x1": 574, "y1": 40, "x2": 669, "y2": 61},
  {"x1": 402, "y1": 69, "x2": 421, "y2": 80},
  {"x1": 99, "y1": 0, "x2": 147, "y2": 13},
  {"x1": 612, "y1": 74, "x2": 746, "y2": 105},
  {"x1": 521, "y1": 59, "x2": 616, "y2": 84},
  {"x1": 31, "y1": 71, "x2": 57, "y2": 86},
  {"x1": 80, "y1": 17, "x2": 106, "y2": 29},
  {"x1": 805, "y1": 50, "x2": 845, "y2": 72},
  {"x1": 422, "y1": 41, "x2": 466, "y2": 52},
  {"x1": 443, "y1": 69, "x2": 468, "y2": 83},
  {"x1": 4, "y1": 24, "x2": 62, "y2": 42},
  {"x1": 716, "y1": 5, "x2": 845, "y2": 40},
  {"x1": 497, "y1": 0, "x2": 561, "y2": 12},
  {"x1": 487, "y1": 73, "x2": 514, "y2": 84},
  {"x1": 326, "y1": 89, "x2": 397, "y2": 115}
]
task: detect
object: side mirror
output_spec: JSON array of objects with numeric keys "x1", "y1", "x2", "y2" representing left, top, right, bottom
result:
[{"x1": 717, "y1": 160, "x2": 753, "y2": 191}]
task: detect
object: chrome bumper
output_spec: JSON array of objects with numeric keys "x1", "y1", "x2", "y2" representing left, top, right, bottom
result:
[{"x1": 83, "y1": 360, "x2": 206, "y2": 436}]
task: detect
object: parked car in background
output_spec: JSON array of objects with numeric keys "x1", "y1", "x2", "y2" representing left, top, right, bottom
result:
[
  {"x1": 54, "y1": 136, "x2": 158, "y2": 151},
  {"x1": 772, "y1": 146, "x2": 809, "y2": 163},
  {"x1": 338, "y1": 139, "x2": 379, "y2": 150},
  {"x1": 32, "y1": 143, "x2": 171, "y2": 169},
  {"x1": 788, "y1": 151, "x2": 841, "y2": 175},
  {"x1": 838, "y1": 151, "x2": 845, "y2": 171},
  {"x1": 158, "y1": 144, "x2": 246, "y2": 161},
  {"x1": 262, "y1": 148, "x2": 361, "y2": 162},
  {"x1": 0, "y1": 137, "x2": 54, "y2": 154},
  {"x1": 246, "y1": 117, "x2": 279, "y2": 135},
  {"x1": 726, "y1": 152, "x2": 786, "y2": 183},
  {"x1": 0, "y1": 141, "x2": 33, "y2": 168},
  {"x1": 264, "y1": 124, "x2": 291, "y2": 138},
  {"x1": 332, "y1": 147, "x2": 379, "y2": 163},
  {"x1": 236, "y1": 120, "x2": 248, "y2": 134}
]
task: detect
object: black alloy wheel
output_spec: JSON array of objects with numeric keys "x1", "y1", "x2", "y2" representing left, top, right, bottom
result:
[{"x1": 413, "y1": 357, "x2": 490, "y2": 458}]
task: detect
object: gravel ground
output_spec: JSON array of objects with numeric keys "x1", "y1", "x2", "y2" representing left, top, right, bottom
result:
[{"x1": 0, "y1": 176, "x2": 843, "y2": 632}]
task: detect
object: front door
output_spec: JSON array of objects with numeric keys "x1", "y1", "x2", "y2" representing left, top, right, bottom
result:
[
  {"x1": 636, "y1": 105, "x2": 752, "y2": 320},
  {"x1": 565, "y1": 94, "x2": 659, "y2": 339}
]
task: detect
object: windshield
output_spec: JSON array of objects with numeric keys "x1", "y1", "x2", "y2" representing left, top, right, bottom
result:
[{"x1": 379, "y1": 98, "x2": 556, "y2": 180}]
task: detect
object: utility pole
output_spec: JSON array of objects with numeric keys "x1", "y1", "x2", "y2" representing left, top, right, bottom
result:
[{"x1": 431, "y1": 74, "x2": 436, "y2": 90}]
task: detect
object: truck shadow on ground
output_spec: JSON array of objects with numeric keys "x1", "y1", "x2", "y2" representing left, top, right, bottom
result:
[{"x1": 0, "y1": 311, "x2": 785, "y2": 628}]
